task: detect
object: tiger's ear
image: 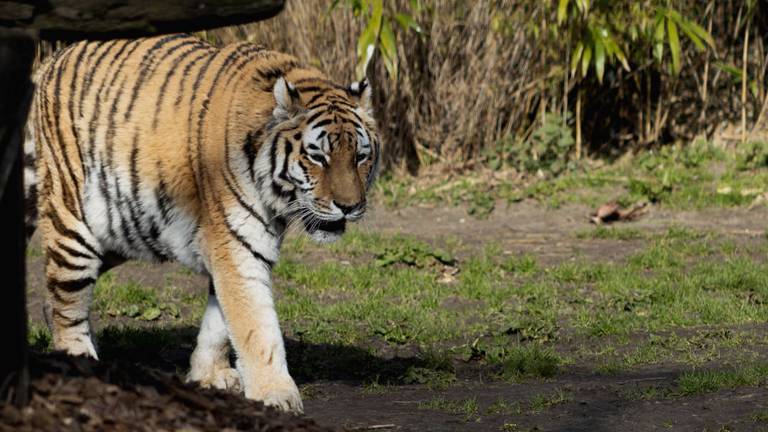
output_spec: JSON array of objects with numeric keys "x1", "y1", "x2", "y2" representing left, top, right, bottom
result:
[
  {"x1": 273, "y1": 77, "x2": 301, "y2": 119},
  {"x1": 348, "y1": 78, "x2": 372, "y2": 115}
]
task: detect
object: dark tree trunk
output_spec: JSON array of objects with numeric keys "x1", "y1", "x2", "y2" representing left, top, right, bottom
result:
[{"x1": 0, "y1": 34, "x2": 34, "y2": 406}]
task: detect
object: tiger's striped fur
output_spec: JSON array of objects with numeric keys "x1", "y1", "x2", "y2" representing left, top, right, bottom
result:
[{"x1": 26, "y1": 34, "x2": 380, "y2": 413}]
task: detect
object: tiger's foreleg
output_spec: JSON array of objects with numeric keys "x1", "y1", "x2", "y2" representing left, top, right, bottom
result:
[
  {"x1": 205, "y1": 231, "x2": 302, "y2": 413},
  {"x1": 187, "y1": 282, "x2": 242, "y2": 391}
]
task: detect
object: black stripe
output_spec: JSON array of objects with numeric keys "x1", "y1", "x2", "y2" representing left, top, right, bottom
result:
[
  {"x1": 47, "y1": 210, "x2": 101, "y2": 258},
  {"x1": 306, "y1": 110, "x2": 325, "y2": 125},
  {"x1": 280, "y1": 140, "x2": 293, "y2": 183},
  {"x1": 187, "y1": 50, "x2": 223, "y2": 201},
  {"x1": 305, "y1": 93, "x2": 326, "y2": 107},
  {"x1": 113, "y1": 175, "x2": 138, "y2": 250},
  {"x1": 50, "y1": 47, "x2": 82, "y2": 215},
  {"x1": 47, "y1": 247, "x2": 89, "y2": 271},
  {"x1": 57, "y1": 242, "x2": 94, "y2": 260},
  {"x1": 124, "y1": 35, "x2": 190, "y2": 122},
  {"x1": 269, "y1": 135, "x2": 279, "y2": 177},
  {"x1": 347, "y1": 109, "x2": 364, "y2": 125},
  {"x1": 155, "y1": 173, "x2": 173, "y2": 225},
  {"x1": 53, "y1": 309, "x2": 87, "y2": 328},
  {"x1": 243, "y1": 130, "x2": 261, "y2": 182},
  {"x1": 153, "y1": 45, "x2": 212, "y2": 129},
  {"x1": 67, "y1": 43, "x2": 89, "y2": 180},
  {"x1": 207, "y1": 43, "x2": 258, "y2": 93},
  {"x1": 88, "y1": 39, "x2": 143, "y2": 164},
  {"x1": 175, "y1": 49, "x2": 216, "y2": 108},
  {"x1": 49, "y1": 277, "x2": 95, "y2": 293},
  {"x1": 96, "y1": 161, "x2": 116, "y2": 239},
  {"x1": 78, "y1": 40, "x2": 120, "y2": 116},
  {"x1": 222, "y1": 212, "x2": 275, "y2": 269},
  {"x1": 222, "y1": 171, "x2": 275, "y2": 235},
  {"x1": 294, "y1": 85, "x2": 325, "y2": 93},
  {"x1": 312, "y1": 119, "x2": 332, "y2": 128},
  {"x1": 127, "y1": 136, "x2": 168, "y2": 261}
]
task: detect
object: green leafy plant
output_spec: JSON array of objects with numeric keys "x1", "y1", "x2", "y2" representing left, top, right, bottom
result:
[
  {"x1": 498, "y1": 112, "x2": 576, "y2": 176},
  {"x1": 375, "y1": 241, "x2": 455, "y2": 268},
  {"x1": 737, "y1": 141, "x2": 768, "y2": 170},
  {"x1": 330, "y1": 0, "x2": 422, "y2": 80}
]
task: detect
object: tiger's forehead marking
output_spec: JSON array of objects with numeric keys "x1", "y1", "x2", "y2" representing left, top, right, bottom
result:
[{"x1": 303, "y1": 105, "x2": 364, "y2": 152}]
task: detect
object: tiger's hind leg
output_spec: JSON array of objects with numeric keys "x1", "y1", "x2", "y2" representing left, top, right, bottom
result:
[
  {"x1": 187, "y1": 282, "x2": 241, "y2": 391},
  {"x1": 42, "y1": 212, "x2": 103, "y2": 359}
]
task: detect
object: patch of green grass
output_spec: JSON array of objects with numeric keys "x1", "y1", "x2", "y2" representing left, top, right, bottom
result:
[
  {"x1": 361, "y1": 377, "x2": 394, "y2": 395},
  {"x1": 270, "y1": 225, "x2": 768, "y2": 383},
  {"x1": 528, "y1": 388, "x2": 573, "y2": 413},
  {"x1": 28, "y1": 322, "x2": 51, "y2": 351},
  {"x1": 751, "y1": 409, "x2": 768, "y2": 423},
  {"x1": 486, "y1": 397, "x2": 523, "y2": 416},
  {"x1": 501, "y1": 254, "x2": 538, "y2": 275},
  {"x1": 622, "y1": 384, "x2": 671, "y2": 401},
  {"x1": 402, "y1": 366, "x2": 457, "y2": 390},
  {"x1": 625, "y1": 363, "x2": 768, "y2": 401},
  {"x1": 374, "y1": 139, "x2": 768, "y2": 217},
  {"x1": 418, "y1": 396, "x2": 481, "y2": 422},
  {"x1": 677, "y1": 364, "x2": 768, "y2": 395},
  {"x1": 470, "y1": 340, "x2": 561, "y2": 380},
  {"x1": 93, "y1": 272, "x2": 181, "y2": 322}
]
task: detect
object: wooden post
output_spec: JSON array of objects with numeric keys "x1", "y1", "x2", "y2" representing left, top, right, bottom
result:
[{"x1": 0, "y1": 33, "x2": 34, "y2": 406}]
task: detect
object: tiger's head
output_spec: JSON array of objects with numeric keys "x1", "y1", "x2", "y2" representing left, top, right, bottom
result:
[{"x1": 262, "y1": 76, "x2": 380, "y2": 244}]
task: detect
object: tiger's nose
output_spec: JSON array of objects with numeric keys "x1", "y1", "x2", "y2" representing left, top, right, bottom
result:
[{"x1": 334, "y1": 200, "x2": 365, "y2": 215}]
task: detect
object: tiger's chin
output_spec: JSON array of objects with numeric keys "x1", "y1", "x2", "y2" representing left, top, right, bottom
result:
[{"x1": 304, "y1": 218, "x2": 347, "y2": 244}]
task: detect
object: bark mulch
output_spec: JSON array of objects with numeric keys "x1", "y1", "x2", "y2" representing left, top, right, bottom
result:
[{"x1": 0, "y1": 353, "x2": 336, "y2": 432}]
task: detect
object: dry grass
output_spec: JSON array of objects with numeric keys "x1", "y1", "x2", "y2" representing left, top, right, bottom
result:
[
  {"x1": 206, "y1": 0, "x2": 544, "y2": 172},
  {"x1": 35, "y1": 1, "x2": 767, "y2": 173},
  {"x1": 201, "y1": 1, "x2": 767, "y2": 173}
]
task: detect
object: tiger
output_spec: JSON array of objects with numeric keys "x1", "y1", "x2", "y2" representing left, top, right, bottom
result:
[{"x1": 25, "y1": 34, "x2": 380, "y2": 413}]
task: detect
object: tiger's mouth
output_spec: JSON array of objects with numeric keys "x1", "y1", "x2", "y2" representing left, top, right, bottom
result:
[
  {"x1": 301, "y1": 214, "x2": 346, "y2": 243},
  {"x1": 304, "y1": 217, "x2": 346, "y2": 234}
]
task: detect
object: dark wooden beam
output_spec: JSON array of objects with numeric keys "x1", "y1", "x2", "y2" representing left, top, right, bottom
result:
[
  {"x1": 0, "y1": 34, "x2": 34, "y2": 406},
  {"x1": 0, "y1": 0, "x2": 285, "y2": 40}
]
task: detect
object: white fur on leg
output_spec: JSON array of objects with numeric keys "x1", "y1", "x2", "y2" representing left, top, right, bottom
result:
[{"x1": 188, "y1": 293, "x2": 242, "y2": 391}]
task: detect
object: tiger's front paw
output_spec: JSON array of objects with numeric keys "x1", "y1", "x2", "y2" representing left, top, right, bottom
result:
[
  {"x1": 246, "y1": 375, "x2": 303, "y2": 414},
  {"x1": 55, "y1": 334, "x2": 99, "y2": 360},
  {"x1": 188, "y1": 366, "x2": 242, "y2": 392}
]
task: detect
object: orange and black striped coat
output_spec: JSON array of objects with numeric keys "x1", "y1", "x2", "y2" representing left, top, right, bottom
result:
[{"x1": 26, "y1": 34, "x2": 380, "y2": 413}]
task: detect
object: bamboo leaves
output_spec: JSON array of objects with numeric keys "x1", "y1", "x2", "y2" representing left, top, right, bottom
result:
[
  {"x1": 567, "y1": 24, "x2": 627, "y2": 83},
  {"x1": 657, "y1": 7, "x2": 715, "y2": 75},
  {"x1": 560, "y1": 2, "x2": 714, "y2": 80},
  {"x1": 333, "y1": 0, "x2": 422, "y2": 81}
]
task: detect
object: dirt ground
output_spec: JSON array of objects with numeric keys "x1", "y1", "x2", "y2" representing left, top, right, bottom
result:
[{"x1": 23, "y1": 200, "x2": 768, "y2": 431}]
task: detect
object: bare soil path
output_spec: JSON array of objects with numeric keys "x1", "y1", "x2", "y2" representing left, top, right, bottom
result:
[{"x1": 24, "y1": 200, "x2": 768, "y2": 431}]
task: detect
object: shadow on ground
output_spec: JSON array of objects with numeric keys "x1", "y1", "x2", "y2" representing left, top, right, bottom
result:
[{"x1": 78, "y1": 325, "x2": 430, "y2": 387}]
